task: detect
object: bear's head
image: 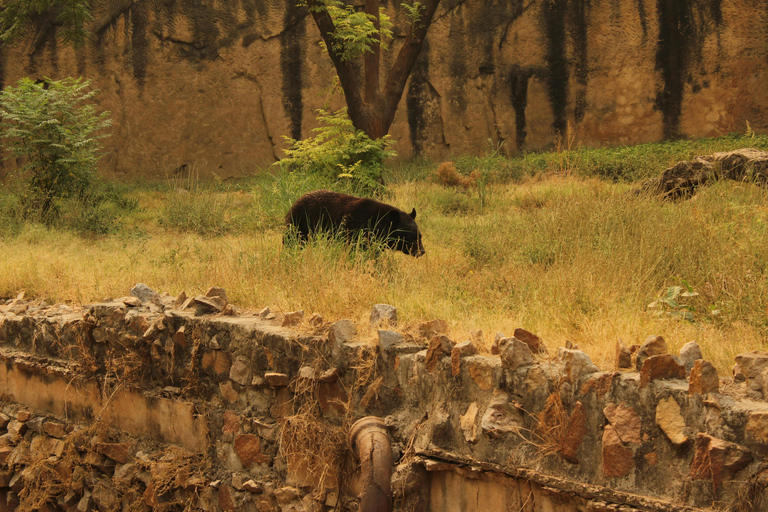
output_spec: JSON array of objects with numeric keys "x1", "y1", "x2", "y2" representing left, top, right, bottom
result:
[{"x1": 388, "y1": 208, "x2": 425, "y2": 257}]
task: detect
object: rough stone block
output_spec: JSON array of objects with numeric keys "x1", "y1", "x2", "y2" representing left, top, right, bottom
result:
[
  {"x1": 688, "y1": 360, "x2": 719, "y2": 395},
  {"x1": 242, "y1": 479, "x2": 263, "y2": 493},
  {"x1": 466, "y1": 356, "x2": 502, "y2": 390},
  {"x1": 616, "y1": 339, "x2": 632, "y2": 369},
  {"x1": 274, "y1": 486, "x2": 300, "y2": 506},
  {"x1": 205, "y1": 286, "x2": 228, "y2": 302},
  {"x1": 745, "y1": 411, "x2": 768, "y2": 443},
  {"x1": 679, "y1": 341, "x2": 703, "y2": 373},
  {"x1": 264, "y1": 373, "x2": 290, "y2": 388},
  {"x1": 234, "y1": 434, "x2": 270, "y2": 467},
  {"x1": 94, "y1": 442, "x2": 130, "y2": 464},
  {"x1": 281, "y1": 310, "x2": 304, "y2": 327},
  {"x1": 229, "y1": 355, "x2": 253, "y2": 386},
  {"x1": 734, "y1": 350, "x2": 768, "y2": 399},
  {"x1": 580, "y1": 372, "x2": 617, "y2": 398},
  {"x1": 451, "y1": 340, "x2": 478, "y2": 376},
  {"x1": 201, "y1": 351, "x2": 232, "y2": 380},
  {"x1": 460, "y1": 402, "x2": 479, "y2": 444},
  {"x1": 217, "y1": 484, "x2": 237, "y2": 511},
  {"x1": 561, "y1": 402, "x2": 588, "y2": 464},
  {"x1": 690, "y1": 433, "x2": 752, "y2": 489},
  {"x1": 499, "y1": 338, "x2": 534, "y2": 372},
  {"x1": 491, "y1": 332, "x2": 505, "y2": 355},
  {"x1": 130, "y1": 283, "x2": 161, "y2": 305},
  {"x1": 513, "y1": 328, "x2": 547, "y2": 354},
  {"x1": 370, "y1": 304, "x2": 397, "y2": 327},
  {"x1": 377, "y1": 330, "x2": 404, "y2": 359},
  {"x1": 91, "y1": 481, "x2": 119, "y2": 512},
  {"x1": 317, "y1": 380, "x2": 347, "y2": 420},
  {"x1": 222, "y1": 410, "x2": 241, "y2": 435},
  {"x1": 635, "y1": 335, "x2": 668, "y2": 371},
  {"x1": 481, "y1": 390, "x2": 523, "y2": 439},
  {"x1": 558, "y1": 347, "x2": 599, "y2": 382},
  {"x1": 173, "y1": 326, "x2": 187, "y2": 348},
  {"x1": 655, "y1": 396, "x2": 689, "y2": 446},
  {"x1": 220, "y1": 381, "x2": 239, "y2": 404},
  {"x1": 603, "y1": 402, "x2": 642, "y2": 445},
  {"x1": 426, "y1": 334, "x2": 454, "y2": 373},
  {"x1": 329, "y1": 319, "x2": 356, "y2": 346},
  {"x1": 639, "y1": 354, "x2": 686, "y2": 387},
  {"x1": 43, "y1": 421, "x2": 67, "y2": 439},
  {"x1": 602, "y1": 425, "x2": 634, "y2": 479},
  {"x1": 194, "y1": 295, "x2": 227, "y2": 315}
]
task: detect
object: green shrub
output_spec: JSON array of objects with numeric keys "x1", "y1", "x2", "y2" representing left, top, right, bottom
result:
[
  {"x1": 281, "y1": 108, "x2": 395, "y2": 196},
  {"x1": 0, "y1": 77, "x2": 111, "y2": 223}
]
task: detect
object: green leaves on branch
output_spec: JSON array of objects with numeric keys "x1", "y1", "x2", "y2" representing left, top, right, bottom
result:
[
  {"x1": 304, "y1": 0, "x2": 393, "y2": 61},
  {"x1": 281, "y1": 108, "x2": 395, "y2": 196},
  {"x1": 402, "y1": 1, "x2": 425, "y2": 29},
  {"x1": 0, "y1": 0, "x2": 92, "y2": 45},
  {"x1": 0, "y1": 77, "x2": 112, "y2": 222}
]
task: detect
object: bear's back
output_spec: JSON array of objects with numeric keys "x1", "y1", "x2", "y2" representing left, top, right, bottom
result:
[{"x1": 286, "y1": 190, "x2": 391, "y2": 230}]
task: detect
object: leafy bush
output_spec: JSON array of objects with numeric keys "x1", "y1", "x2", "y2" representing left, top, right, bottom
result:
[
  {"x1": 281, "y1": 108, "x2": 395, "y2": 196},
  {"x1": 0, "y1": 77, "x2": 111, "y2": 223}
]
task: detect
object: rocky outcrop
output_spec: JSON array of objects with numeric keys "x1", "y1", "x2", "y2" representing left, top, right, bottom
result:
[
  {"x1": 2, "y1": 286, "x2": 768, "y2": 510},
  {"x1": 0, "y1": 1, "x2": 767, "y2": 178},
  {"x1": 642, "y1": 148, "x2": 768, "y2": 199}
]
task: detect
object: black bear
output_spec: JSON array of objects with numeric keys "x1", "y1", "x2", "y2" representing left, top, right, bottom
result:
[{"x1": 285, "y1": 190, "x2": 425, "y2": 257}]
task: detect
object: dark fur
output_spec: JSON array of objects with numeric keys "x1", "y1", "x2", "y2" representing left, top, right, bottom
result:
[{"x1": 284, "y1": 190, "x2": 425, "y2": 257}]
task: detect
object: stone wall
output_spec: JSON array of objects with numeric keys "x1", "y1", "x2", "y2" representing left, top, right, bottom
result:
[
  {"x1": 1, "y1": 285, "x2": 768, "y2": 511},
  {"x1": 0, "y1": 0, "x2": 766, "y2": 178}
]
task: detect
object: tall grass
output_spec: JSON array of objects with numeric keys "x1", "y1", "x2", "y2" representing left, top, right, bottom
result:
[{"x1": 1, "y1": 134, "x2": 768, "y2": 374}]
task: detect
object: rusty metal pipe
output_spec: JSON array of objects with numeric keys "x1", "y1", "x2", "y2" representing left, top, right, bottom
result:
[{"x1": 349, "y1": 416, "x2": 393, "y2": 512}]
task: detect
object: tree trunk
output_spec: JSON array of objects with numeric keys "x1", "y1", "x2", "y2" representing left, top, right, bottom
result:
[{"x1": 306, "y1": 0, "x2": 442, "y2": 141}]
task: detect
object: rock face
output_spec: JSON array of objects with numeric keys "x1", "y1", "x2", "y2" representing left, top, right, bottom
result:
[{"x1": 0, "y1": 2, "x2": 765, "y2": 178}]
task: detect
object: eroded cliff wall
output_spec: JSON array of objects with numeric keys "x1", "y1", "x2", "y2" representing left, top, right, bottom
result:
[{"x1": 0, "y1": 0, "x2": 766, "y2": 178}]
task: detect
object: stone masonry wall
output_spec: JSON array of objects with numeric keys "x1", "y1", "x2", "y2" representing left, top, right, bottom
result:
[
  {"x1": 0, "y1": 285, "x2": 768, "y2": 511},
  {"x1": 0, "y1": 0, "x2": 766, "y2": 178}
]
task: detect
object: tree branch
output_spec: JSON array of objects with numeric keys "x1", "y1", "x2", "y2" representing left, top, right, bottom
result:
[
  {"x1": 383, "y1": 0, "x2": 441, "y2": 112},
  {"x1": 363, "y1": 0, "x2": 380, "y2": 103}
]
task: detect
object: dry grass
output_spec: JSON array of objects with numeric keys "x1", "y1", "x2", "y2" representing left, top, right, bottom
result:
[{"x1": 2, "y1": 175, "x2": 768, "y2": 375}]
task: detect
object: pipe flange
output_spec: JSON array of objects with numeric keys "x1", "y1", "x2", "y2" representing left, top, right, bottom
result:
[{"x1": 349, "y1": 416, "x2": 388, "y2": 450}]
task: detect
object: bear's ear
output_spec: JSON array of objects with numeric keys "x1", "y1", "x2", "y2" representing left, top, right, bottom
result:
[{"x1": 410, "y1": 208, "x2": 417, "y2": 220}]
